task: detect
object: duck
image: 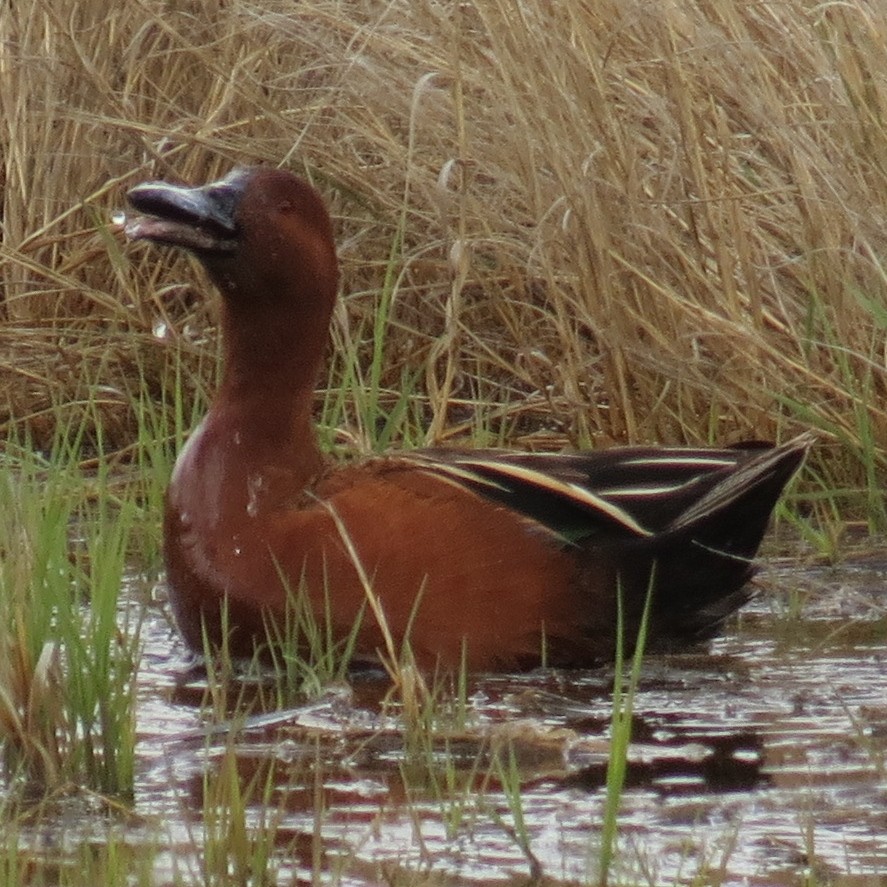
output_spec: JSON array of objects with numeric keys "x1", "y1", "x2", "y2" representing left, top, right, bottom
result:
[{"x1": 124, "y1": 166, "x2": 811, "y2": 673}]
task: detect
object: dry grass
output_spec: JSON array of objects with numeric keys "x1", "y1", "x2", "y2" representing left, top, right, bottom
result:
[{"x1": 2, "y1": 0, "x2": 886, "y2": 496}]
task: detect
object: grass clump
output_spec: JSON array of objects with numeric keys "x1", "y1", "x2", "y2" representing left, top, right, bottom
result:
[{"x1": 0, "y1": 428, "x2": 145, "y2": 799}]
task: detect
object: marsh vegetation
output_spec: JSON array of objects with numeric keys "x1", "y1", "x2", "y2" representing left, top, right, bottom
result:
[{"x1": 1, "y1": 0, "x2": 886, "y2": 883}]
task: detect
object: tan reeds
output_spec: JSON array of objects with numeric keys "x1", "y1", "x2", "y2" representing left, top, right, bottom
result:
[{"x1": 2, "y1": 0, "x2": 886, "y2": 496}]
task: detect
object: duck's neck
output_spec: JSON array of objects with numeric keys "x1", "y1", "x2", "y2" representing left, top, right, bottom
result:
[{"x1": 210, "y1": 297, "x2": 331, "y2": 480}]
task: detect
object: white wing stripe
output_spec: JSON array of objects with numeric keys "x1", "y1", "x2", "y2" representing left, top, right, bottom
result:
[
  {"x1": 597, "y1": 484, "x2": 693, "y2": 497},
  {"x1": 620, "y1": 455, "x2": 737, "y2": 468},
  {"x1": 432, "y1": 459, "x2": 653, "y2": 537}
]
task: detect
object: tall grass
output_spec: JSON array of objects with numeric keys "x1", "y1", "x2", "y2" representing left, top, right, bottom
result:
[
  {"x1": 595, "y1": 578, "x2": 654, "y2": 885},
  {"x1": 0, "y1": 1, "x2": 885, "y2": 513},
  {"x1": 1, "y1": 8, "x2": 880, "y2": 884}
]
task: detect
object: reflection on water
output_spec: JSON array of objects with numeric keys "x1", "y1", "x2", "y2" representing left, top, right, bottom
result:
[{"x1": 15, "y1": 559, "x2": 887, "y2": 884}]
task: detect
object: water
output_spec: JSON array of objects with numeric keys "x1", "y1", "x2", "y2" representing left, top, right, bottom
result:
[{"x1": 15, "y1": 558, "x2": 887, "y2": 885}]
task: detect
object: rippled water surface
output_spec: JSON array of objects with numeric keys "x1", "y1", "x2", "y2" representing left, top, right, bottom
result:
[{"x1": 23, "y1": 557, "x2": 887, "y2": 884}]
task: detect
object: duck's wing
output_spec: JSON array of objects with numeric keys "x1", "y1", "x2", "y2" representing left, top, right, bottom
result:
[{"x1": 407, "y1": 433, "x2": 813, "y2": 545}]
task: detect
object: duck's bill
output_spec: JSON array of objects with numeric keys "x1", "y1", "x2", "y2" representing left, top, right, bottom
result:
[{"x1": 124, "y1": 173, "x2": 246, "y2": 253}]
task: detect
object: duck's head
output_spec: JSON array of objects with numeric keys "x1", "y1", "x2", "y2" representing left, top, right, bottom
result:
[{"x1": 125, "y1": 166, "x2": 339, "y2": 312}]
